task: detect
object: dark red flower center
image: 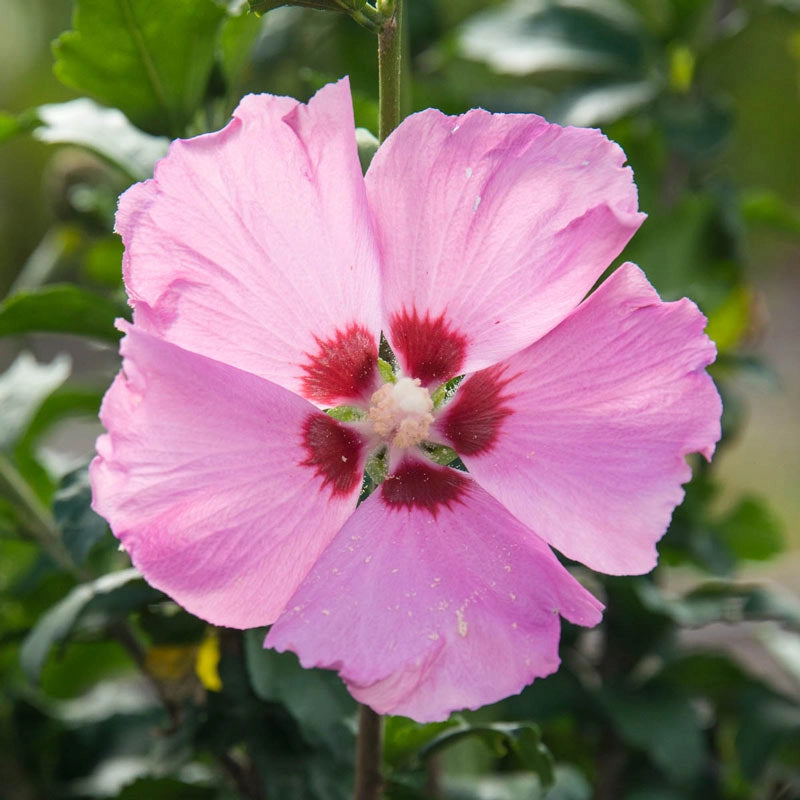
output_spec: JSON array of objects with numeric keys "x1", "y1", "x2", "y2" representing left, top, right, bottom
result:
[{"x1": 298, "y1": 311, "x2": 514, "y2": 513}]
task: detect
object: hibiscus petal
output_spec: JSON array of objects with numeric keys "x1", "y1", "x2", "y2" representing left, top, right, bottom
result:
[
  {"x1": 90, "y1": 324, "x2": 367, "y2": 628},
  {"x1": 435, "y1": 263, "x2": 722, "y2": 575},
  {"x1": 266, "y1": 457, "x2": 602, "y2": 722},
  {"x1": 116, "y1": 78, "x2": 382, "y2": 405},
  {"x1": 366, "y1": 107, "x2": 645, "y2": 380}
]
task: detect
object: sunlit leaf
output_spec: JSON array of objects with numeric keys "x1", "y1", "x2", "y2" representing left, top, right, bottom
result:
[
  {"x1": 459, "y1": 0, "x2": 644, "y2": 77},
  {"x1": 0, "y1": 353, "x2": 71, "y2": 451},
  {"x1": 442, "y1": 773, "x2": 551, "y2": 800},
  {"x1": 33, "y1": 99, "x2": 168, "y2": 181},
  {"x1": 53, "y1": 0, "x2": 227, "y2": 136},
  {"x1": 550, "y1": 79, "x2": 656, "y2": 126}
]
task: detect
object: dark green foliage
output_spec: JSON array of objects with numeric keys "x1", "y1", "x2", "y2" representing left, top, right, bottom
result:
[
  {"x1": 1, "y1": 0, "x2": 798, "y2": 798},
  {"x1": 0, "y1": 284, "x2": 129, "y2": 342}
]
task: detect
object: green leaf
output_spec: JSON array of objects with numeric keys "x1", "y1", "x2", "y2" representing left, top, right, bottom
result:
[
  {"x1": 420, "y1": 443, "x2": 460, "y2": 466},
  {"x1": 243, "y1": 628, "x2": 357, "y2": 756},
  {"x1": 420, "y1": 721, "x2": 554, "y2": 786},
  {"x1": 705, "y1": 285, "x2": 752, "y2": 353},
  {"x1": 54, "y1": 466, "x2": 109, "y2": 565},
  {"x1": 53, "y1": 0, "x2": 227, "y2": 137},
  {"x1": 759, "y1": 626, "x2": 800, "y2": 693},
  {"x1": 715, "y1": 496, "x2": 784, "y2": 562},
  {"x1": 0, "y1": 108, "x2": 38, "y2": 144},
  {"x1": 33, "y1": 99, "x2": 169, "y2": 181},
  {"x1": 637, "y1": 580, "x2": 800, "y2": 630},
  {"x1": 442, "y1": 774, "x2": 549, "y2": 800},
  {"x1": 13, "y1": 387, "x2": 102, "y2": 503},
  {"x1": 458, "y1": 0, "x2": 645, "y2": 77},
  {"x1": 0, "y1": 285, "x2": 129, "y2": 342},
  {"x1": 600, "y1": 686, "x2": 706, "y2": 783},
  {"x1": 377, "y1": 357, "x2": 395, "y2": 383},
  {"x1": 116, "y1": 777, "x2": 218, "y2": 800},
  {"x1": 0, "y1": 353, "x2": 71, "y2": 451},
  {"x1": 384, "y1": 716, "x2": 462, "y2": 768},
  {"x1": 736, "y1": 684, "x2": 800, "y2": 780},
  {"x1": 249, "y1": 0, "x2": 345, "y2": 14},
  {"x1": 356, "y1": 127, "x2": 380, "y2": 174},
  {"x1": 741, "y1": 189, "x2": 800, "y2": 236},
  {"x1": 20, "y1": 569, "x2": 162, "y2": 681},
  {"x1": 219, "y1": 9, "x2": 263, "y2": 90},
  {"x1": 550, "y1": 79, "x2": 656, "y2": 127},
  {"x1": 325, "y1": 405, "x2": 366, "y2": 422},
  {"x1": 443, "y1": 766, "x2": 591, "y2": 800}
]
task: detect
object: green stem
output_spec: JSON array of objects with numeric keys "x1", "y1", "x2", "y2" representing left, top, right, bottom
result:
[
  {"x1": 377, "y1": 0, "x2": 403, "y2": 142},
  {"x1": 354, "y1": 704, "x2": 384, "y2": 800}
]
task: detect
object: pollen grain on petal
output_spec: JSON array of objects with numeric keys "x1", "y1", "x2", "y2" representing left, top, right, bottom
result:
[
  {"x1": 301, "y1": 413, "x2": 365, "y2": 496},
  {"x1": 380, "y1": 458, "x2": 469, "y2": 516},
  {"x1": 440, "y1": 364, "x2": 516, "y2": 456},
  {"x1": 300, "y1": 324, "x2": 379, "y2": 405},
  {"x1": 389, "y1": 308, "x2": 468, "y2": 388}
]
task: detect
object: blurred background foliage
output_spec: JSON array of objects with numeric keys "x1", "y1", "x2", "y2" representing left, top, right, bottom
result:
[{"x1": 1, "y1": 0, "x2": 799, "y2": 798}]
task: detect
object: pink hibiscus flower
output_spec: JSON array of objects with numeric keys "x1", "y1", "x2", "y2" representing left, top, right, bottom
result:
[{"x1": 91, "y1": 78, "x2": 721, "y2": 721}]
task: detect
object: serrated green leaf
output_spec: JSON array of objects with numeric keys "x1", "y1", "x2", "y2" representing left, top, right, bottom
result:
[
  {"x1": 0, "y1": 353, "x2": 71, "y2": 451},
  {"x1": 0, "y1": 285, "x2": 129, "y2": 342},
  {"x1": 33, "y1": 99, "x2": 168, "y2": 181},
  {"x1": 53, "y1": 0, "x2": 227, "y2": 137},
  {"x1": 20, "y1": 569, "x2": 161, "y2": 681}
]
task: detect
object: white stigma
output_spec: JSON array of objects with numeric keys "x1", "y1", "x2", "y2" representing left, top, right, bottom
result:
[{"x1": 369, "y1": 377, "x2": 434, "y2": 448}]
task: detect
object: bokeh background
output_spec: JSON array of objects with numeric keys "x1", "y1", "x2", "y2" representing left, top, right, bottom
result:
[{"x1": 1, "y1": 1, "x2": 798, "y2": 798}]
